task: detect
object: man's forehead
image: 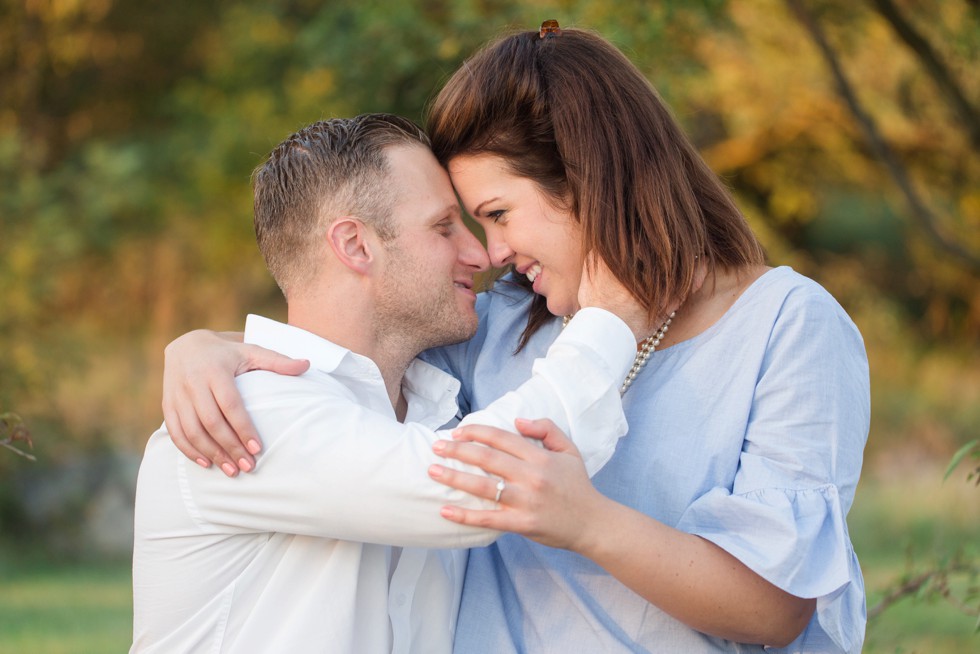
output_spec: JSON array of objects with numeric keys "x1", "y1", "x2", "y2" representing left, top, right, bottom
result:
[
  {"x1": 398, "y1": 198, "x2": 461, "y2": 227},
  {"x1": 386, "y1": 146, "x2": 460, "y2": 222},
  {"x1": 386, "y1": 142, "x2": 437, "y2": 168}
]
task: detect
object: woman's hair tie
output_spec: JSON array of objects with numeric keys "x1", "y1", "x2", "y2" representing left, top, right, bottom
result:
[{"x1": 539, "y1": 19, "x2": 562, "y2": 39}]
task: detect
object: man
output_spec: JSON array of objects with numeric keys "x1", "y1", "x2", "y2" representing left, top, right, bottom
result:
[{"x1": 131, "y1": 114, "x2": 640, "y2": 652}]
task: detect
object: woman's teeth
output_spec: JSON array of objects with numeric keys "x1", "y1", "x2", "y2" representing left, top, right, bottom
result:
[{"x1": 526, "y1": 263, "x2": 542, "y2": 282}]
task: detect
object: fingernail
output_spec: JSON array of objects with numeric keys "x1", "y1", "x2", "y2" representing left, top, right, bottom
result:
[
  {"x1": 196, "y1": 458, "x2": 210, "y2": 469},
  {"x1": 433, "y1": 440, "x2": 446, "y2": 453},
  {"x1": 246, "y1": 440, "x2": 262, "y2": 455},
  {"x1": 429, "y1": 464, "x2": 443, "y2": 478},
  {"x1": 221, "y1": 462, "x2": 238, "y2": 477},
  {"x1": 238, "y1": 458, "x2": 253, "y2": 473}
]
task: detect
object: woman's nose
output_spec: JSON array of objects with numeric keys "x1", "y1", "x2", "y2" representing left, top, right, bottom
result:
[{"x1": 486, "y1": 237, "x2": 514, "y2": 268}]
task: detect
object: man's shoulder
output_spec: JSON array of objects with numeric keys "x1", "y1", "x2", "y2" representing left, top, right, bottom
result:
[{"x1": 236, "y1": 369, "x2": 357, "y2": 407}]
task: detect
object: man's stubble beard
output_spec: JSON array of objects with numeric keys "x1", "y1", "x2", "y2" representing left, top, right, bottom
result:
[{"x1": 374, "y1": 245, "x2": 478, "y2": 358}]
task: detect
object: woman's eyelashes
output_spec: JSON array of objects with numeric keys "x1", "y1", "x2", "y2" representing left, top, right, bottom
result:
[{"x1": 485, "y1": 209, "x2": 506, "y2": 224}]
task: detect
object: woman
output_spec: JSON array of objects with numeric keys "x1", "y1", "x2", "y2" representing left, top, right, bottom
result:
[{"x1": 162, "y1": 23, "x2": 869, "y2": 653}]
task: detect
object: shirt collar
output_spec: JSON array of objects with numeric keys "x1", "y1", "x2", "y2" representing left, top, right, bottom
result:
[
  {"x1": 244, "y1": 314, "x2": 371, "y2": 377},
  {"x1": 243, "y1": 314, "x2": 461, "y2": 428},
  {"x1": 402, "y1": 359, "x2": 462, "y2": 427}
]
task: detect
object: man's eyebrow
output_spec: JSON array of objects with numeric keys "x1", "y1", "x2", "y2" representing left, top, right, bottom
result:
[
  {"x1": 472, "y1": 198, "x2": 501, "y2": 217},
  {"x1": 428, "y1": 203, "x2": 462, "y2": 223}
]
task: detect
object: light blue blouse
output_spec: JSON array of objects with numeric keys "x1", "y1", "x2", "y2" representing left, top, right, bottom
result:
[{"x1": 422, "y1": 266, "x2": 870, "y2": 653}]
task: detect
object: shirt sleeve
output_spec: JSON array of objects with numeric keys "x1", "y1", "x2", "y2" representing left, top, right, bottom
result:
[
  {"x1": 176, "y1": 307, "x2": 636, "y2": 549},
  {"x1": 458, "y1": 307, "x2": 634, "y2": 477},
  {"x1": 675, "y1": 288, "x2": 870, "y2": 653}
]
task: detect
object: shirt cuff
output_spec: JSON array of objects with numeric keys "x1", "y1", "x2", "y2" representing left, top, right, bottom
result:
[{"x1": 555, "y1": 307, "x2": 637, "y2": 379}]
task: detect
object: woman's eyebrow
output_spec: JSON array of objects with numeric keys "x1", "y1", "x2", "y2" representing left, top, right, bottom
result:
[{"x1": 472, "y1": 197, "x2": 501, "y2": 217}]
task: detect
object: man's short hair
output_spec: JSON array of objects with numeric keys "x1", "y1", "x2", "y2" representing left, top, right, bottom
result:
[{"x1": 252, "y1": 114, "x2": 431, "y2": 298}]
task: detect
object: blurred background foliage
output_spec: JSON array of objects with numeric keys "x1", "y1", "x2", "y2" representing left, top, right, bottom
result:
[
  {"x1": 2, "y1": 0, "x2": 977, "y2": 454},
  {"x1": 0, "y1": 0, "x2": 977, "y2": 649}
]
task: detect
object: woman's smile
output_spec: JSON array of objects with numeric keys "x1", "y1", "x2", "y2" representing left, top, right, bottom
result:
[{"x1": 447, "y1": 153, "x2": 585, "y2": 316}]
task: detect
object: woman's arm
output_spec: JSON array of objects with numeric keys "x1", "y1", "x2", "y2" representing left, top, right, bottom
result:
[
  {"x1": 429, "y1": 421, "x2": 815, "y2": 647},
  {"x1": 162, "y1": 330, "x2": 309, "y2": 475},
  {"x1": 154, "y1": 310, "x2": 637, "y2": 548},
  {"x1": 161, "y1": 258, "x2": 661, "y2": 477}
]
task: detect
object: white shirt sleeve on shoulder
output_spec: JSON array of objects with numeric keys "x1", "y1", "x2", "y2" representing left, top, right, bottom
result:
[{"x1": 173, "y1": 307, "x2": 635, "y2": 548}]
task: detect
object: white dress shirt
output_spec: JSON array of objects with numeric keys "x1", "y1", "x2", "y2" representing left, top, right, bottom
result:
[{"x1": 131, "y1": 308, "x2": 635, "y2": 653}]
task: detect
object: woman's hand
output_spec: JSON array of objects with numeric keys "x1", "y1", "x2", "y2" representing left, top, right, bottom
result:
[
  {"x1": 577, "y1": 254, "x2": 657, "y2": 342},
  {"x1": 428, "y1": 418, "x2": 607, "y2": 551},
  {"x1": 162, "y1": 329, "x2": 309, "y2": 476}
]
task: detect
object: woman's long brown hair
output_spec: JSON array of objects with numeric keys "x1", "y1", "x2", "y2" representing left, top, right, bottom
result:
[{"x1": 427, "y1": 27, "x2": 764, "y2": 351}]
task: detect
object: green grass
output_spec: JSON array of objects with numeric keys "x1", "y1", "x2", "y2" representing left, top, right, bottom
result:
[
  {"x1": 0, "y1": 557, "x2": 132, "y2": 654},
  {"x1": 852, "y1": 461, "x2": 980, "y2": 654},
  {"x1": 0, "y1": 463, "x2": 976, "y2": 653}
]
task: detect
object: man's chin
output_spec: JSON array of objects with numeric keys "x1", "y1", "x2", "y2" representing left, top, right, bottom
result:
[{"x1": 434, "y1": 316, "x2": 479, "y2": 348}]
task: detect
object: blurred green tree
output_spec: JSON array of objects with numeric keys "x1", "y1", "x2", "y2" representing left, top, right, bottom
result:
[{"x1": 0, "y1": 0, "x2": 976, "y2": 452}]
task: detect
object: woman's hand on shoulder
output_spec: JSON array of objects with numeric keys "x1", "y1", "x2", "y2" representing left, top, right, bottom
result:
[
  {"x1": 428, "y1": 418, "x2": 607, "y2": 551},
  {"x1": 162, "y1": 329, "x2": 309, "y2": 476}
]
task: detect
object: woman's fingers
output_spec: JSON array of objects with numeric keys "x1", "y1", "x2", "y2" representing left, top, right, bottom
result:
[
  {"x1": 437, "y1": 504, "x2": 523, "y2": 531},
  {"x1": 450, "y1": 422, "x2": 547, "y2": 457},
  {"x1": 447, "y1": 419, "x2": 582, "y2": 463},
  {"x1": 162, "y1": 376, "x2": 248, "y2": 476},
  {"x1": 513, "y1": 418, "x2": 581, "y2": 456},
  {"x1": 428, "y1": 464, "x2": 505, "y2": 504},
  {"x1": 510, "y1": 417, "x2": 550, "y2": 440},
  {"x1": 432, "y1": 419, "x2": 583, "y2": 500},
  {"x1": 432, "y1": 439, "x2": 510, "y2": 479},
  {"x1": 179, "y1": 389, "x2": 241, "y2": 476},
  {"x1": 203, "y1": 345, "x2": 308, "y2": 467},
  {"x1": 432, "y1": 418, "x2": 598, "y2": 549},
  {"x1": 238, "y1": 342, "x2": 310, "y2": 377},
  {"x1": 161, "y1": 331, "x2": 310, "y2": 475},
  {"x1": 430, "y1": 425, "x2": 534, "y2": 515},
  {"x1": 162, "y1": 402, "x2": 211, "y2": 470},
  {"x1": 428, "y1": 466, "x2": 529, "y2": 532},
  {"x1": 197, "y1": 385, "x2": 256, "y2": 475},
  {"x1": 433, "y1": 432, "x2": 530, "y2": 478},
  {"x1": 206, "y1": 376, "x2": 261, "y2": 461}
]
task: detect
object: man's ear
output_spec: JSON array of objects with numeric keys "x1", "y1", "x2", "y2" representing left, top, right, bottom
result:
[{"x1": 327, "y1": 217, "x2": 375, "y2": 274}]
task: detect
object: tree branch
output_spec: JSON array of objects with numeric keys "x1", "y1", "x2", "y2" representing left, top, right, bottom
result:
[
  {"x1": 868, "y1": 563, "x2": 980, "y2": 621},
  {"x1": 0, "y1": 440, "x2": 36, "y2": 461},
  {"x1": 868, "y1": 570, "x2": 936, "y2": 620},
  {"x1": 869, "y1": 0, "x2": 980, "y2": 152},
  {"x1": 785, "y1": 0, "x2": 980, "y2": 274},
  {"x1": 1, "y1": 411, "x2": 35, "y2": 461}
]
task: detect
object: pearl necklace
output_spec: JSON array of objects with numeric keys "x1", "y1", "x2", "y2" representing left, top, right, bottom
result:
[{"x1": 562, "y1": 311, "x2": 675, "y2": 395}]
